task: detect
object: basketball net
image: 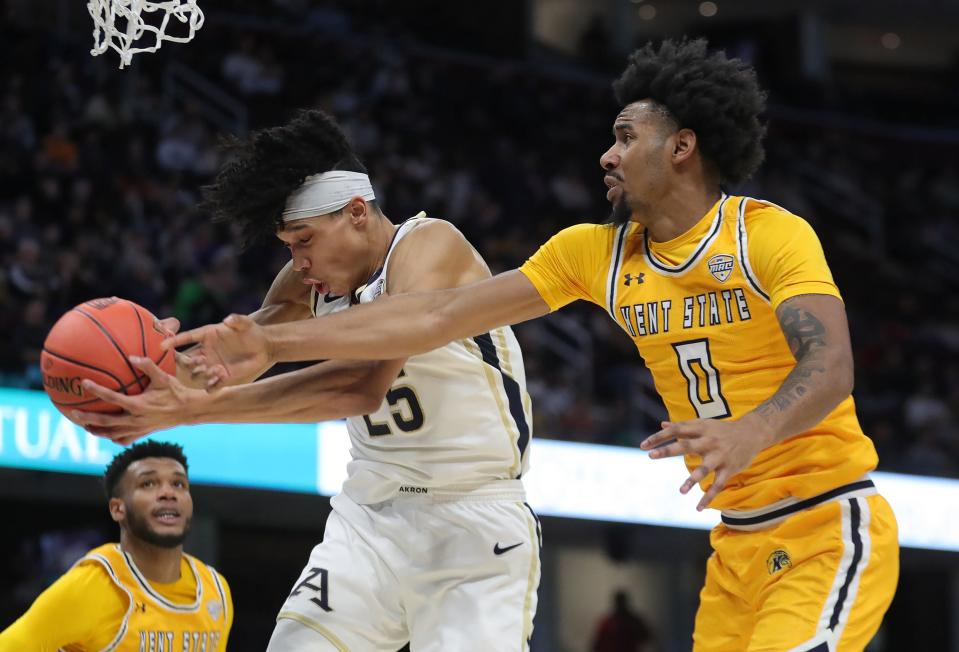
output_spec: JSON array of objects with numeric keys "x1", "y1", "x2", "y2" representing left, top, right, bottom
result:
[{"x1": 87, "y1": 0, "x2": 204, "y2": 69}]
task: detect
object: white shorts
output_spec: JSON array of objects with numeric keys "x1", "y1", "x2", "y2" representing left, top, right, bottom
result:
[{"x1": 270, "y1": 481, "x2": 542, "y2": 652}]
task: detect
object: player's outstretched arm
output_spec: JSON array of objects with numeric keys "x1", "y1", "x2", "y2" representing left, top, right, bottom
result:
[
  {"x1": 76, "y1": 220, "x2": 541, "y2": 442},
  {"x1": 74, "y1": 355, "x2": 407, "y2": 445},
  {"x1": 175, "y1": 260, "x2": 313, "y2": 388},
  {"x1": 169, "y1": 223, "x2": 551, "y2": 387},
  {"x1": 641, "y1": 293, "x2": 854, "y2": 510}
]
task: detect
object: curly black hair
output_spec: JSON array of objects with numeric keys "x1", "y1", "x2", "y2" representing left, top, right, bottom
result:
[
  {"x1": 201, "y1": 109, "x2": 376, "y2": 248},
  {"x1": 612, "y1": 38, "x2": 766, "y2": 186},
  {"x1": 103, "y1": 441, "x2": 189, "y2": 499}
]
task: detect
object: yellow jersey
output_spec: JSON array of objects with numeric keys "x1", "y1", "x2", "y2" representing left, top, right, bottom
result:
[
  {"x1": 0, "y1": 543, "x2": 232, "y2": 652},
  {"x1": 519, "y1": 194, "x2": 877, "y2": 511}
]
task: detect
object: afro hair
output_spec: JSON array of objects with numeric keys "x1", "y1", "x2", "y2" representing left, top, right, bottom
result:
[
  {"x1": 612, "y1": 38, "x2": 767, "y2": 186},
  {"x1": 201, "y1": 109, "x2": 374, "y2": 248}
]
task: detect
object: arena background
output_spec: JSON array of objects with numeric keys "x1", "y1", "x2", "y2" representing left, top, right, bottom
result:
[{"x1": 2, "y1": 0, "x2": 958, "y2": 650}]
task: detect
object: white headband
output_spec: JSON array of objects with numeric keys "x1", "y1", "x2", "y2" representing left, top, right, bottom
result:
[{"x1": 282, "y1": 171, "x2": 376, "y2": 222}]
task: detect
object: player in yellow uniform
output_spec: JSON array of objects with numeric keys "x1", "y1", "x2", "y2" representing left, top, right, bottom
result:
[
  {"x1": 0, "y1": 441, "x2": 232, "y2": 651},
  {"x1": 170, "y1": 39, "x2": 898, "y2": 651}
]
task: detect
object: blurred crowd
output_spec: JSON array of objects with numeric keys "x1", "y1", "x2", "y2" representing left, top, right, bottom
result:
[{"x1": 1, "y1": 1, "x2": 957, "y2": 477}]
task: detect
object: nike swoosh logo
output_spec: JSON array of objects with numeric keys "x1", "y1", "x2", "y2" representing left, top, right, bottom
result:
[
  {"x1": 323, "y1": 293, "x2": 344, "y2": 303},
  {"x1": 494, "y1": 542, "x2": 523, "y2": 555}
]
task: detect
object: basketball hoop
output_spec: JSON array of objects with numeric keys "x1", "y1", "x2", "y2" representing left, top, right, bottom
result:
[{"x1": 87, "y1": 0, "x2": 205, "y2": 69}]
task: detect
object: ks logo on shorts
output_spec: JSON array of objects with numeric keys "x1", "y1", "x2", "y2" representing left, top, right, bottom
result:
[
  {"x1": 766, "y1": 549, "x2": 792, "y2": 575},
  {"x1": 706, "y1": 254, "x2": 735, "y2": 283}
]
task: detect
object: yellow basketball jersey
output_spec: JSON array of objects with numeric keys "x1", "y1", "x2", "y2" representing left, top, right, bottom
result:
[
  {"x1": 71, "y1": 543, "x2": 231, "y2": 652},
  {"x1": 520, "y1": 194, "x2": 878, "y2": 511}
]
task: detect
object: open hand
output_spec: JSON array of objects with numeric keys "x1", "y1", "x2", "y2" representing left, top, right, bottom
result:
[
  {"x1": 163, "y1": 314, "x2": 272, "y2": 389},
  {"x1": 157, "y1": 316, "x2": 228, "y2": 388},
  {"x1": 71, "y1": 355, "x2": 207, "y2": 446},
  {"x1": 640, "y1": 414, "x2": 773, "y2": 511}
]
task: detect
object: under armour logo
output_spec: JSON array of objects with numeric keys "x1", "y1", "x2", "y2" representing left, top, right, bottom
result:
[{"x1": 623, "y1": 272, "x2": 645, "y2": 286}]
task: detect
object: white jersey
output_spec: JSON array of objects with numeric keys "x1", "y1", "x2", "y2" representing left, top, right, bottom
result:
[{"x1": 311, "y1": 215, "x2": 532, "y2": 504}]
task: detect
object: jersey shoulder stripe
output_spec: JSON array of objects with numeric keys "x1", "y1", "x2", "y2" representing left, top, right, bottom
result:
[
  {"x1": 82, "y1": 552, "x2": 134, "y2": 652},
  {"x1": 605, "y1": 222, "x2": 630, "y2": 320},
  {"x1": 735, "y1": 197, "x2": 771, "y2": 303}
]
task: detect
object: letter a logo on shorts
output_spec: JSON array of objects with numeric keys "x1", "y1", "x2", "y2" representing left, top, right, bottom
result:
[
  {"x1": 766, "y1": 549, "x2": 791, "y2": 575},
  {"x1": 706, "y1": 254, "x2": 735, "y2": 283}
]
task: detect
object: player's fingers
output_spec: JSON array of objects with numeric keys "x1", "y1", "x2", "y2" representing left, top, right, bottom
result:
[
  {"x1": 82, "y1": 423, "x2": 139, "y2": 440},
  {"x1": 116, "y1": 433, "x2": 145, "y2": 446},
  {"x1": 646, "y1": 440, "x2": 685, "y2": 460},
  {"x1": 175, "y1": 350, "x2": 200, "y2": 373},
  {"x1": 640, "y1": 424, "x2": 674, "y2": 450},
  {"x1": 155, "y1": 317, "x2": 181, "y2": 336},
  {"x1": 80, "y1": 380, "x2": 134, "y2": 410},
  {"x1": 163, "y1": 325, "x2": 210, "y2": 350},
  {"x1": 697, "y1": 469, "x2": 730, "y2": 511},
  {"x1": 189, "y1": 364, "x2": 214, "y2": 382},
  {"x1": 86, "y1": 426, "x2": 119, "y2": 438},
  {"x1": 129, "y1": 356, "x2": 170, "y2": 387},
  {"x1": 666, "y1": 420, "x2": 704, "y2": 438},
  {"x1": 223, "y1": 313, "x2": 252, "y2": 331},
  {"x1": 680, "y1": 464, "x2": 712, "y2": 494},
  {"x1": 179, "y1": 353, "x2": 209, "y2": 375},
  {"x1": 641, "y1": 419, "x2": 705, "y2": 450},
  {"x1": 71, "y1": 410, "x2": 128, "y2": 427},
  {"x1": 204, "y1": 365, "x2": 228, "y2": 391}
]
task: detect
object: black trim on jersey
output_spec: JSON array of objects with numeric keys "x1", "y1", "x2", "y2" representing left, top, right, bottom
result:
[
  {"x1": 122, "y1": 547, "x2": 202, "y2": 611},
  {"x1": 720, "y1": 480, "x2": 874, "y2": 528},
  {"x1": 473, "y1": 333, "x2": 530, "y2": 476},
  {"x1": 736, "y1": 198, "x2": 771, "y2": 302},
  {"x1": 363, "y1": 215, "x2": 422, "y2": 296},
  {"x1": 803, "y1": 644, "x2": 829, "y2": 652},
  {"x1": 606, "y1": 223, "x2": 629, "y2": 318},
  {"x1": 829, "y1": 499, "x2": 864, "y2": 631},
  {"x1": 643, "y1": 194, "x2": 729, "y2": 274}
]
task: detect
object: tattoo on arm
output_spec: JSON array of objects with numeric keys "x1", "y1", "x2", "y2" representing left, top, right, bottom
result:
[
  {"x1": 754, "y1": 300, "x2": 830, "y2": 424},
  {"x1": 778, "y1": 303, "x2": 827, "y2": 361}
]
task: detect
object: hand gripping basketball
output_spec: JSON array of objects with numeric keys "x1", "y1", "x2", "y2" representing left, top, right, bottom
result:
[
  {"x1": 72, "y1": 354, "x2": 206, "y2": 446},
  {"x1": 41, "y1": 298, "x2": 176, "y2": 417}
]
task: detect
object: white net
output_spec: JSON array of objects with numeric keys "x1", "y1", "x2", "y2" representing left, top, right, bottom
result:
[{"x1": 87, "y1": 0, "x2": 205, "y2": 69}]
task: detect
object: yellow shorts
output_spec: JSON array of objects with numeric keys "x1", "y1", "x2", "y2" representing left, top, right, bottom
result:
[{"x1": 693, "y1": 493, "x2": 899, "y2": 652}]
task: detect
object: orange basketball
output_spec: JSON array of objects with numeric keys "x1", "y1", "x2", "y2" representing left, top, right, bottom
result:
[{"x1": 41, "y1": 297, "x2": 175, "y2": 417}]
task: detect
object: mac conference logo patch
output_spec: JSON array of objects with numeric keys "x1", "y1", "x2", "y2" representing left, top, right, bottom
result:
[
  {"x1": 767, "y1": 549, "x2": 791, "y2": 575},
  {"x1": 706, "y1": 254, "x2": 735, "y2": 283}
]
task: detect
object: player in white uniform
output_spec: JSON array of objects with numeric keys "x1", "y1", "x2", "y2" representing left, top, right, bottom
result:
[{"x1": 73, "y1": 110, "x2": 541, "y2": 651}]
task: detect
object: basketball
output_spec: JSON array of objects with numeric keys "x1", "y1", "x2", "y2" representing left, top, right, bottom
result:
[{"x1": 40, "y1": 297, "x2": 175, "y2": 417}]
